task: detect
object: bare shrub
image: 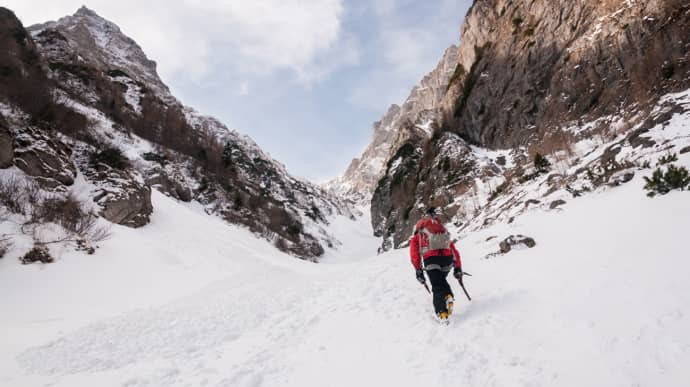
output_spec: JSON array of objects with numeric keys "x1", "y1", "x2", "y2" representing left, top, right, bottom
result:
[
  {"x1": 0, "y1": 175, "x2": 26, "y2": 214},
  {"x1": 0, "y1": 176, "x2": 40, "y2": 215},
  {"x1": 33, "y1": 195, "x2": 82, "y2": 230},
  {"x1": 30, "y1": 194, "x2": 110, "y2": 243}
]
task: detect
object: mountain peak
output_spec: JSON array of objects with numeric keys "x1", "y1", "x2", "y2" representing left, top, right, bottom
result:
[
  {"x1": 75, "y1": 5, "x2": 99, "y2": 18},
  {"x1": 29, "y1": 5, "x2": 172, "y2": 100}
]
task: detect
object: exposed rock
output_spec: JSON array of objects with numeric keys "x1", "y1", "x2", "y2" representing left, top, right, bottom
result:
[
  {"x1": 0, "y1": 120, "x2": 13, "y2": 168},
  {"x1": 498, "y1": 235, "x2": 536, "y2": 254},
  {"x1": 329, "y1": 45, "x2": 460, "y2": 200},
  {"x1": 607, "y1": 171, "x2": 635, "y2": 187},
  {"x1": 20, "y1": 245, "x2": 54, "y2": 264},
  {"x1": 549, "y1": 200, "x2": 566, "y2": 210},
  {"x1": 628, "y1": 127, "x2": 656, "y2": 149},
  {"x1": 85, "y1": 163, "x2": 152, "y2": 228},
  {"x1": 679, "y1": 146, "x2": 690, "y2": 154},
  {"x1": 524, "y1": 199, "x2": 540, "y2": 208},
  {"x1": 145, "y1": 167, "x2": 192, "y2": 202},
  {"x1": 441, "y1": 0, "x2": 690, "y2": 149},
  {"x1": 370, "y1": 130, "x2": 484, "y2": 250},
  {"x1": 12, "y1": 127, "x2": 76, "y2": 189}
]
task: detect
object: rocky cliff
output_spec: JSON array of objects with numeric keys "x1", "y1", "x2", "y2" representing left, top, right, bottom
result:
[
  {"x1": 328, "y1": 45, "x2": 459, "y2": 201},
  {"x1": 0, "y1": 7, "x2": 355, "y2": 260},
  {"x1": 338, "y1": 0, "x2": 690, "y2": 251},
  {"x1": 441, "y1": 0, "x2": 689, "y2": 148}
]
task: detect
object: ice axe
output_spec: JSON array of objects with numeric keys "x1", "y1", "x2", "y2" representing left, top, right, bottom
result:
[
  {"x1": 456, "y1": 271, "x2": 472, "y2": 301},
  {"x1": 422, "y1": 282, "x2": 431, "y2": 294}
]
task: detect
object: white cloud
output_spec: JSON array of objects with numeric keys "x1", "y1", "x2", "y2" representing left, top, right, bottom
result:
[
  {"x1": 4, "y1": 0, "x2": 349, "y2": 85},
  {"x1": 238, "y1": 80, "x2": 250, "y2": 96},
  {"x1": 347, "y1": 1, "x2": 467, "y2": 112}
]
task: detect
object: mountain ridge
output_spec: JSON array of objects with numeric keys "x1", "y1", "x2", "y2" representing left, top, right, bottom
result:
[{"x1": 0, "y1": 6, "x2": 356, "y2": 260}]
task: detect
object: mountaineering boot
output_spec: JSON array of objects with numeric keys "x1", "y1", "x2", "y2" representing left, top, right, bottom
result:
[
  {"x1": 445, "y1": 294, "x2": 455, "y2": 316},
  {"x1": 437, "y1": 311, "x2": 450, "y2": 325}
]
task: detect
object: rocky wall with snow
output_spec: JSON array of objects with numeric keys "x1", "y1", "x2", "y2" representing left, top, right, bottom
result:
[{"x1": 361, "y1": 0, "x2": 690, "y2": 251}]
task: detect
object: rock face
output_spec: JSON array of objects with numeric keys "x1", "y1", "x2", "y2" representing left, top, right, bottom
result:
[
  {"x1": 334, "y1": 0, "x2": 690, "y2": 251},
  {"x1": 0, "y1": 6, "x2": 353, "y2": 259},
  {"x1": 30, "y1": 6, "x2": 172, "y2": 101},
  {"x1": 12, "y1": 127, "x2": 76, "y2": 189},
  {"x1": 86, "y1": 165, "x2": 153, "y2": 228},
  {"x1": 328, "y1": 46, "x2": 459, "y2": 201},
  {"x1": 0, "y1": 119, "x2": 13, "y2": 168},
  {"x1": 442, "y1": 0, "x2": 689, "y2": 149},
  {"x1": 144, "y1": 167, "x2": 192, "y2": 203}
]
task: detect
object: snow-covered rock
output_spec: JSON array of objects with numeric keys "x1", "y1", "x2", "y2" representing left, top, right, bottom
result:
[{"x1": 11, "y1": 127, "x2": 77, "y2": 190}]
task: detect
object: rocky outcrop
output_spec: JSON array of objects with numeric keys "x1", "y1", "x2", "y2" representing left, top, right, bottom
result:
[
  {"x1": 498, "y1": 235, "x2": 536, "y2": 254},
  {"x1": 0, "y1": 7, "x2": 53, "y2": 119},
  {"x1": 441, "y1": 0, "x2": 690, "y2": 148},
  {"x1": 329, "y1": 45, "x2": 459, "y2": 200},
  {"x1": 0, "y1": 118, "x2": 13, "y2": 168},
  {"x1": 85, "y1": 163, "x2": 152, "y2": 228},
  {"x1": 29, "y1": 6, "x2": 172, "y2": 102},
  {"x1": 144, "y1": 167, "x2": 192, "y2": 203},
  {"x1": 12, "y1": 127, "x2": 76, "y2": 189}
]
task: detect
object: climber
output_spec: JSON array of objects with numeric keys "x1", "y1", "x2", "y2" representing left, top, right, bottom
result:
[{"x1": 410, "y1": 207, "x2": 463, "y2": 324}]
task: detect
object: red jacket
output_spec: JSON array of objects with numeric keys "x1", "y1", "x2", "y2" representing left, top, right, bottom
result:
[{"x1": 409, "y1": 218, "x2": 462, "y2": 270}]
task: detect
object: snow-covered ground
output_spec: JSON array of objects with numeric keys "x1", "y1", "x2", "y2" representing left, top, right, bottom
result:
[{"x1": 1, "y1": 169, "x2": 690, "y2": 385}]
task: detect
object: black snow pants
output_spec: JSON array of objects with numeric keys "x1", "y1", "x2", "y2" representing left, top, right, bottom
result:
[{"x1": 424, "y1": 255, "x2": 455, "y2": 314}]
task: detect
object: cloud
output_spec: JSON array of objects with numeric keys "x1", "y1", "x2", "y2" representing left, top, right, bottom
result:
[
  {"x1": 4, "y1": 0, "x2": 350, "y2": 86},
  {"x1": 238, "y1": 81, "x2": 250, "y2": 96},
  {"x1": 347, "y1": 1, "x2": 468, "y2": 112}
]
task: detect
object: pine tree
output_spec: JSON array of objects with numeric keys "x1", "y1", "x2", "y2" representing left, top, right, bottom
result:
[{"x1": 643, "y1": 164, "x2": 690, "y2": 197}]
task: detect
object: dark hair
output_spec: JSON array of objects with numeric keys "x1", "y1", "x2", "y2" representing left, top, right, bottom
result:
[{"x1": 426, "y1": 207, "x2": 437, "y2": 216}]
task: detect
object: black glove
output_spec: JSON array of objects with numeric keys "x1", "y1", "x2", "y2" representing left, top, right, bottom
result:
[
  {"x1": 453, "y1": 267, "x2": 463, "y2": 279},
  {"x1": 415, "y1": 269, "x2": 426, "y2": 284}
]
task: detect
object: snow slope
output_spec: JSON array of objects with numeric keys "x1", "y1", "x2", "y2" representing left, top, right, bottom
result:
[{"x1": 2, "y1": 170, "x2": 690, "y2": 386}]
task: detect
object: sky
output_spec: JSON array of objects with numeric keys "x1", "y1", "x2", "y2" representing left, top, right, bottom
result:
[{"x1": 6, "y1": 0, "x2": 472, "y2": 182}]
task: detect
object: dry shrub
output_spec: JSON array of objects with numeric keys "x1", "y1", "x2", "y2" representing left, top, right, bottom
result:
[
  {"x1": 31, "y1": 194, "x2": 110, "y2": 243},
  {"x1": 0, "y1": 176, "x2": 40, "y2": 215}
]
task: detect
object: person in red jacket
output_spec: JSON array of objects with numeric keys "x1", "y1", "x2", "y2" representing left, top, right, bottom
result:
[{"x1": 410, "y1": 207, "x2": 463, "y2": 323}]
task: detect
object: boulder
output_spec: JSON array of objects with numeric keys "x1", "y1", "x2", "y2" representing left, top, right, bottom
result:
[
  {"x1": 86, "y1": 166, "x2": 153, "y2": 228},
  {"x1": 549, "y1": 200, "x2": 566, "y2": 210},
  {"x1": 524, "y1": 199, "x2": 541, "y2": 208},
  {"x1": 498, "y1": 235, "x2": 536, "y2": 254},
  {"x1": 607, "y1": 171, "x2": 635, "y2": 187}
]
